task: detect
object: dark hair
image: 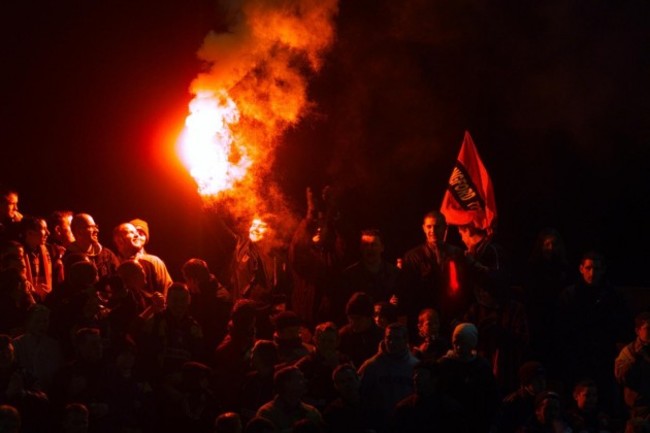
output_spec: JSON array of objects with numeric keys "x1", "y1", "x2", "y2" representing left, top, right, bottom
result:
[
  {"x1": 272, "y1": 311, "x2": 302, "y2": 331},
  {"x1": 0, "y1": 187, "x2": 17, "y2": 200},
  {"x1": 534, "y1": 391, "x2": 560, "y2": 407},
  {"x1": 182, "y1": 258, "x2": 211, "y2": 283},
  {"x1": 214, "y1": 412, "x2": 242, "y2": 433},
  {"x1": 423, "y1": 210, "x2": 446, "y2": 224},
  {"x1": 48, "y1": 210, "x2": 73, "y2": 231},
  {"x1": 413, "y1": 360, "x2": 441, "y2": 376},
  {"x1": 581, "y1": 250, "x2": 604, "y2": 265},
  {"x1": 244, "y1": 417, "x2": 275, "y2": 433},
  {"x1": 293, "y1": 419, "x2": 323, "y2": 433},
  {"x1": 273, "y1": 366, "x2": 302, "y2": 394},
  {"x1": 314, "y1": 321, "x2": 337, "y2": 338},
  {"x1": 167, "y1": 282, "x2": 190, "y2": 296},
  {"x1": 0, "y1": 335, "x2": 12, "y2": 349},
  {"x1": 374, "y1": 302, "x2": 398, "y2": 323},
  {"x1": 0, "y1": 404, "x2": 20, "y2": 432},
  {"x1": 231, "y1": 300, "x2": 257, "y2": 328},
  {"x1": 386, "y1": 322, "x2": 409, "y2": 341},
  {"x1": 346, "y1": 292, "x2": 374, "y2": 317},
  {"x1": 529, "y1": 227, "x2": 567, "y2": 264},
  {"x1": 332, "y1": 363, "x2": 357, "y2": 382},
  {"x1": 360, "y1": 228, "x2": 382, "y2": 241},
  {"x1": 20, "y1": 216, "x2": 45, "y2": 235},
  {"x1": 573, "y1": 378, "x2": 597, "y2": 394},
  {"x1": 252, "y1": 340, "x2": 279, "y2": 367},
  {"x1": 74, "y1": 327, "x2": 101, "y2": 348},
  {"x1": 635, "y1": 312, "x2": 650, "y2": 329}
]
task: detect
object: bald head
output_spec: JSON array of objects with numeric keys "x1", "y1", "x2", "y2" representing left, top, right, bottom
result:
[{"x1": 71, "y1": 214, "x2": 99, "y2": 249}]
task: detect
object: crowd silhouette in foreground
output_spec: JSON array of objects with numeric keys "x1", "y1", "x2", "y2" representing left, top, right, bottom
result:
[{"x1": 0, "y1": 185, "x2": 647, "y2": 433}]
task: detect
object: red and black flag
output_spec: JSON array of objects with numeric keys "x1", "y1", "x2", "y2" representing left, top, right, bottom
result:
[{"x1": 440, "y1": 131, "x2": 497, "y2": 232}]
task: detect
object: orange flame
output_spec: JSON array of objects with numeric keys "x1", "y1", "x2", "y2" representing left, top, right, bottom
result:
[
  {"x1": 179, "y1": 0, "x2": 339, "y2": 223},
  {"x1": 179, "y1": 91, "x2": 251, "y2": 196}
]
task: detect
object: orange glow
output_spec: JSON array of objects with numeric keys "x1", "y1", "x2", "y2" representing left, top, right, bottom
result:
[
  {"x1": 178, "y1": 91, "x2": 251, "y2": 196},
  {"x1": 248, "y1": 217, "x2": 268, "y2": 243},
  {"x1": 177, "y1": 0, "x2": 338, "y2": 223}
]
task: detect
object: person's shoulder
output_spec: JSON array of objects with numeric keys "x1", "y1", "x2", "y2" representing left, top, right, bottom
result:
[
  {"x1": 403, "y1": 244, "x2": 426, "y2": 260},
  {"x1": 256, "y1": 399, "x2": 277, "y2": 416},
  {"x1": 395, "y1": 393, "x2": 418, "y2": 409},
  {"x1": 139, "y1": 252, "x2": 164, "y2": 263}
]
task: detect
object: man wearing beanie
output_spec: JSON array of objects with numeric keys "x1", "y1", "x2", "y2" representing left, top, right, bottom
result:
[
  {"x1": 438, "y1": 322, "x2": 499, "y2": 433},
  {"x1": 498, "y1": 361, "x2": 547, "y2": 433},
  {"x1": 129, "y1": 218, "x2": 149, "y2": 253},
  {"x1": 358, "y1": 323, "x2": 419, "y2": 433}
]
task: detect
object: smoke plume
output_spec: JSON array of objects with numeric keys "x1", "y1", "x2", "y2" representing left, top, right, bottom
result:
[{"x1": 186, "y1": 0, "x2": 339, "y2": 235}]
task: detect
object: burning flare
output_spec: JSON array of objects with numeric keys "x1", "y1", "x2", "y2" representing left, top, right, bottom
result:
[
  {"x1": 178, "y1": 0, "x2": 339, "y2": 220},
  {"x1": 179, "y1": 91, "x2": 251, "y2": 196}
]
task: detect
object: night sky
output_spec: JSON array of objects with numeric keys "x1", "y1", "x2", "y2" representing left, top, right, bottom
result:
[{"x1": 2, "y1": 1, "x2": 649, "y2": 285}]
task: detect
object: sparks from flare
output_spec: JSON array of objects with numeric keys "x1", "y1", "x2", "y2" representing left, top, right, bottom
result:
[{"x1": 179, "y1": 90, "x2": 252, "y2": 196}]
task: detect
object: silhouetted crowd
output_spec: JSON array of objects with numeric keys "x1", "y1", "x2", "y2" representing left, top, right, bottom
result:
[{"x1": 0, "y1": 185, "x2": 648, "y2": 433}]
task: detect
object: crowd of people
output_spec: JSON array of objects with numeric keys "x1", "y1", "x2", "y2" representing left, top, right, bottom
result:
[{"x1": 0, "y1": 185, "x2": 647, "y2": 433}]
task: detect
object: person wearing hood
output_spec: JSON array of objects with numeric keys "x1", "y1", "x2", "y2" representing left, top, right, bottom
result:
[
  {"x1": 65, "y1": 214, "x2": 119, "y2": 279},
  {"x1": 358, "y1": 322, "x2": 418, "y2": 433},
  {"x1": 438, "y1": 322, "x2": 499, "y2": 433}
]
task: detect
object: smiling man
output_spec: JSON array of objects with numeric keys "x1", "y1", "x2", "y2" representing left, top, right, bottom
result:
[
  {"x1": 399, "y1": 210, "x2": 469, "y2": 336},
  {"x1": 65, "y1": 213, "x2": 119, "y2": 279},
  {"x1": 113, "y1": 222, "x2": 172, "y2": 297}
]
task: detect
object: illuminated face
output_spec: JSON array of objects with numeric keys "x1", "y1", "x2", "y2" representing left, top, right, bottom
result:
[
  {"x1": 133, "y1": 227, "x2": 147, "y2": 247},
  {"x1": 1, "y1": 193, "x2": 18, "y2": 221},
  {"x1": 579, "y1": 259, "x2": 605, "y2": 286},
  {"x1": 574, "y1": 386, "x2": 598, "y2": 411},
  {"x1": 55, "y1": 215, "x2": 75, "y2": 247},
  {"x1": 418, "y1": 311, "x2": 440, "y2": 338},
  {"x1": 422, "y1": 216, "x2": 446, "y2": 246},
  {"x1": 25, "y1": 219, "x2": 49, "y2": 249},
  {"x1": 75, "y1": 215, "x2": 100, "y2": 246},
  {"x1": 637, "y1": 321, "x2": 650, "y2": 344},
  {"x1": 248, "y1": 218, "x2": 268, "y2": 243},
  {"x1": 115, "y1": 223, "x2": 142, "y2": 257}
]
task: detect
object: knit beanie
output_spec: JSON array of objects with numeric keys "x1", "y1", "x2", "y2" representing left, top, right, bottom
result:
[{"x1": 129, "y1": 218, "x2": 150, "y2": 244}]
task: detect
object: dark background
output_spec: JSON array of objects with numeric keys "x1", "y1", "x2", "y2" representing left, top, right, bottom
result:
[{"x1": 2, "y1": 0, "x2": 649, "y2": 285}]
